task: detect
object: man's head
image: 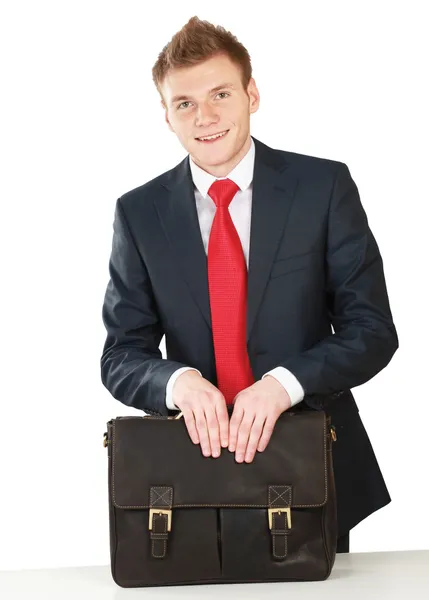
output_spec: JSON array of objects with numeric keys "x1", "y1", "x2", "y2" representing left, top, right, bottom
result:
[{"x1": 152, "y1": 16, "x2": 260, "y2": 177}]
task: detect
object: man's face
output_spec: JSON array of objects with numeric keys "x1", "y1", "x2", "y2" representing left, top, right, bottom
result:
[{"x1": 161, "y1": 53, "x2": 260, "y2": 177}]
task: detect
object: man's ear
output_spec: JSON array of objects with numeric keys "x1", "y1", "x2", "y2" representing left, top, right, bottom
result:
[{"x1": 247, "y1": 78, "x2": 260, "y2": 114}]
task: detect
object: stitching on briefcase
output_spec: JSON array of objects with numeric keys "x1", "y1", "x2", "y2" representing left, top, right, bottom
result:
[
  {"x1": 150, "y1": 487, "x2": 173, "y2": 507},
  {"x1": 272, "y1": 511, "x2": 288, "y2": 559},
  {"x1": 268, "y1": 486, "x2": 292, "y2": 507},
  {"x1": 152, "y1": 513, "x2": 167, "y2": 558}
]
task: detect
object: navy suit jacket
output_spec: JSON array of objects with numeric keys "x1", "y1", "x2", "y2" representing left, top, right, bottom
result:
[{"x1": 100, "y1": 135, "x2": 399, "y2": 536}]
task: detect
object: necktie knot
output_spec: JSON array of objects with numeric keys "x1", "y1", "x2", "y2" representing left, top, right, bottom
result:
[{"x1": 207, "y1": 178, "x2": 240, "y2": 208}]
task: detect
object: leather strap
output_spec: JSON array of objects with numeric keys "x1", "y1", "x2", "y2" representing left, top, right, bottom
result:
[
  {"x1": 268, "y1": 485, "x2": 292, "y2": 560},
  {"x1": 149, "y1": 486, "x2": 173, "y2": 559}
]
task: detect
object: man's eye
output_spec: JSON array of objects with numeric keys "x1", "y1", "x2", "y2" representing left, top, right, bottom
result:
[{"x1": 177, "y1": 92, "x2": 230, "y2": 110}]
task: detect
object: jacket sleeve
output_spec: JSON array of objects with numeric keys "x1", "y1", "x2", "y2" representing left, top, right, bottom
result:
[
  {"x1": 277, "y1": 162, "x2": 399, "y2": 400},
  {"x1": 100, "y1": 197, "x2": 191, "y2": 416}
]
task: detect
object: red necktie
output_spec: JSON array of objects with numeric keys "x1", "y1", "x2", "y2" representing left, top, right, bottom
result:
[{"x1": 207, "y1": 178, "x2": 255, "y2": 405}]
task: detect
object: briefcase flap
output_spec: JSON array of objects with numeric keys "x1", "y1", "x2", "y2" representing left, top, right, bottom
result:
[{"x1": 109, "y1": 410, "x2": 329, "y2": 510}]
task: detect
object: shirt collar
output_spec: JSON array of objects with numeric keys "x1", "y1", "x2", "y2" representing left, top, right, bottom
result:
[{"x1": 189, "y1": 137, "x2": 255, "y2": 199}]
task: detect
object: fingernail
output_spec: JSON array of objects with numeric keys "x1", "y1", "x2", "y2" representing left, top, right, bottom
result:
[{"x1": 212, "y1": 450, "x2": 220, "y2": 458}]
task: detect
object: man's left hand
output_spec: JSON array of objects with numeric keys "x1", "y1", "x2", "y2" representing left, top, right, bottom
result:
[{"x1": 228, "y1": 375, "x2": 292, "y2": 463}]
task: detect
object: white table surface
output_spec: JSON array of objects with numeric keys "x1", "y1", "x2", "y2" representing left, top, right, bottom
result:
[{"x1": 1, "y1": 550, "x2": 428, "y2": 599}]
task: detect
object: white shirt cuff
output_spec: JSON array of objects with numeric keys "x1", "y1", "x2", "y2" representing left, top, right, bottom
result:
[
  {"x1": 165, "y1": 367, "x2": 202, "y2": 409},
  {"x1": 262, "y1": 367, "x2": 305, "y2": 407}
]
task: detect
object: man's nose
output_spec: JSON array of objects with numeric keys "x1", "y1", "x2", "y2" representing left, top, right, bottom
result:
[{"x1": 195, "y1": 104, "x2": 219, "y2": 127}]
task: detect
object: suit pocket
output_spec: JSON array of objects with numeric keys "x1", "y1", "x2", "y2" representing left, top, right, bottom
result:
[{"x1": 269, "y1": 250, "x2": 319, "y2": 280}]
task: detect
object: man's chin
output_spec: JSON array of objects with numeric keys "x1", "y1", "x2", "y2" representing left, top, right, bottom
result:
[{"x1": 192, "y1": 153, "x2": 233, "y2": 170}]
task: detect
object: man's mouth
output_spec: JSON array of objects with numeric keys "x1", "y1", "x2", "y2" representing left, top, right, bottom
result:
[{"x1": 195, "y1": 130, "x2": 229, "y2": 143}]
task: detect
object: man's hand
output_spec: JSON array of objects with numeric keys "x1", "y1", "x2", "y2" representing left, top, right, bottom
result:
[
  {"x1": 172, "y1": 371, "x2": 229, "y2": 458},
  {"x1": 228, "y1": 376, "x2": 292, "y2": 463}
]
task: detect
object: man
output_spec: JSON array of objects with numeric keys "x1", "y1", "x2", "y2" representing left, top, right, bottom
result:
[{"x1": 100, "y1": 16, "x2": 398, "y2": 554}]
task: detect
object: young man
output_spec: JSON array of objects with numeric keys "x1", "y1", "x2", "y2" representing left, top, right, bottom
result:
[{"x1": 100, "y1": 17, "x2": 398, "y2": 554}]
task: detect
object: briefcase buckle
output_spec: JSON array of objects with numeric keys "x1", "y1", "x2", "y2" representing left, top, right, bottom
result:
[
  {"x1": 268, "y1": 507, "x2": 291, "y2": 529},
  {"x1": 149, "y1": 508, "x2": 172, "y2": 532}
]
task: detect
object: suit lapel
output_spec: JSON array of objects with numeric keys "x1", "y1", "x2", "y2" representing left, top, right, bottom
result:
[{"x1": 155, "y1": 136, "x2": 299, "y2": 344}]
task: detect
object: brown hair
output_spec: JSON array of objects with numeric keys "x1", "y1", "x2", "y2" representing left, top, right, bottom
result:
[{"x1": 152, "y1": 16, "x2": 252, "y2": 106}]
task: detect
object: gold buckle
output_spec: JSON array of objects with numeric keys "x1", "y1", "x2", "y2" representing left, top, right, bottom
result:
[
  {"x1": 149, "y1": 508, "x2": 172, "y2": 531},
  {"x1": 268, "y1": 507, "x2": 291, "y2": 529}
]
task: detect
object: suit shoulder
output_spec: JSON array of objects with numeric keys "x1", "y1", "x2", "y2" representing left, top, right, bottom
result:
[
  {"x1": 117, "y1": 163, "x2": 177, "y2": 210},
  {"x1": 275, "y1": 146, "x2": 347, "y2": 176}
]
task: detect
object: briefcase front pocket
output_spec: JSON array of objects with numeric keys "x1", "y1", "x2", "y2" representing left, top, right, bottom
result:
[
  {"x1": 219, "y1": 506, "x2": 329, "y2": 581},
  {"x1": 110, "y1": 504, "x2": 221, "y2": 587}
]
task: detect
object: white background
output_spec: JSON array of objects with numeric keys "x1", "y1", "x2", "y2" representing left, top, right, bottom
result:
[{"x1": 0, "y1": 0, "x2": 427, "y2": 570}]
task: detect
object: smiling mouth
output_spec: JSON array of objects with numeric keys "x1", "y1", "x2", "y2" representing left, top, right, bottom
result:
[{"x1": 195, "y1": 129, "x2": 230, "y2": 142}]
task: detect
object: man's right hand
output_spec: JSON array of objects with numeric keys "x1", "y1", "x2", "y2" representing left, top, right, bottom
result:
[{"x1": 172, "y1": 371, "x2": 229, "y2": 458}]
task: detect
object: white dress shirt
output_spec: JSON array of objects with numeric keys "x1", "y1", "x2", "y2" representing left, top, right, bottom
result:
[{"x1": 165, "y1": 137, "x2": 305, "y2": 410}]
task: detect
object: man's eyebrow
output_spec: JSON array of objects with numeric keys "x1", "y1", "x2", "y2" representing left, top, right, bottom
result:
[{"x1": 170, "y1": 83, "x2": 236, "y2": 104}]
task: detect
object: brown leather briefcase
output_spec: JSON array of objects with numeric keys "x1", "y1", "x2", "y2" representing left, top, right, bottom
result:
[{"x1": 103, "y1": 408, "x2": 337, "y2": 587}]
